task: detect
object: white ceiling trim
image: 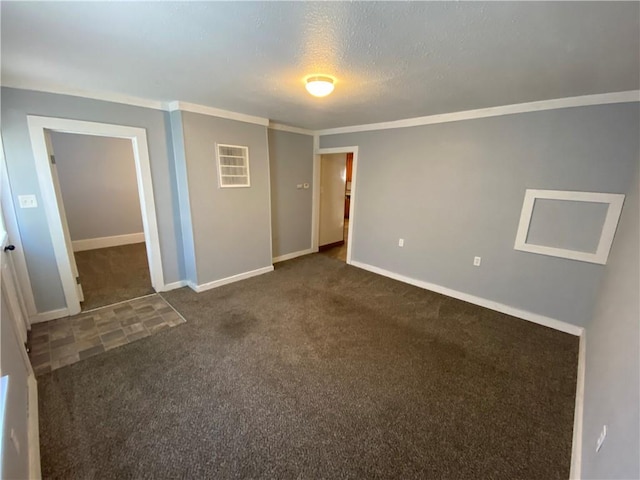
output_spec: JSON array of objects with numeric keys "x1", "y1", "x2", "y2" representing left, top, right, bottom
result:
[
  {"x1": 1, "y1": 79, "x2": 167, "y2": 110},
  {"x1": 316, "y1": 90, "x2": 640, "y2": 136},
  {"x1": 167, "y1": 101, "x2": 269, "y2": 126},
  {"x1": 2, "y1": 82, "x2": 638, "y2": 133},
  {"x1": 268, "y1": 122, "x2": 314, "y2": 136}
]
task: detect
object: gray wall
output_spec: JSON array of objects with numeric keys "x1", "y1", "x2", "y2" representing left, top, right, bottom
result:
[
  {"x1": 0, "y1": 87, "x2": 184, "y2": 312},
  {"x1": 50, "y1": 132, "x2": 143, "y2": 241},
  {"x1": 581, "y1": 164, "x2": 639, "y2": 479},
  {"x1": 1, "y1": 303, "x2": 30, "y2": 480},
  {"x1": 180, "y1": 111, "x2": 272, "y2": 284},
  {"x1": 169, "y1": 111, "x2": 196, "y2": 285},
  {"x1": 320, "y1": 103, "x2": 639, "y2": 326},
  {"x1": 268, "y1": 129, "x2": 313, "y2": 258}
]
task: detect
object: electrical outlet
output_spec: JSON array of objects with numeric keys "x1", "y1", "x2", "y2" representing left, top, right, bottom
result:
[
  {"x1": 473, "y1": 256, "x2": 481, "y2": 266},
  {"x1": 596, "y1": 425, "x2": 607, "y2": 452},
  {"x1": 18, "y1": 194, "x2": 38, "y2": 209},
  {"x1": 398, "y1": 238, "x2": 404, "y2": 247}
]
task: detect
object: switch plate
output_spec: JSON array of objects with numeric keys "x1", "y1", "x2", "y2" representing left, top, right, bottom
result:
[
  {"x1": 303, "y1": 183, "x2": 310, "y2": 189},
  {"x1": 398, "y1": 238, "x2": 404, "y2": 247},
  {"x1": 18, "y1": 195, "x2": 37, "y2": 209},
  {"x1": 296, "y1": 184, "x2": 303, "y2": 189},
  {"x1": 596, "y1": 425, "x2": 607, "y2": 452},
  {"x1": 473, "y1": 256, "x2": 481, "y2": 266}
]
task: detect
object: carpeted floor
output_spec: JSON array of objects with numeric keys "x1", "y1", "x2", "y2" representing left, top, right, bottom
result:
[
  {"x1": 37, "y1": 254, "x2": 579, "y2": 479},
  {"x1": 75, "y1": 243, "x2": 154, "y2": 311}
]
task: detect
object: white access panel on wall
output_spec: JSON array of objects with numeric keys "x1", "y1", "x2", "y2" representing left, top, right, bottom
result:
[{"x1": 514, "y1": 189, "x2": 625, "y2": 265}]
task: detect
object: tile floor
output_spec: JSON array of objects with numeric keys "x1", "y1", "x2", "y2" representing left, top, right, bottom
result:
[{"x1": 28, "y1": 294, "x2": 185, "y2": 375}]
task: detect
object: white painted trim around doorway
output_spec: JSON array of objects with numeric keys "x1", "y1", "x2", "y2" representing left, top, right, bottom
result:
[
  {"x1": 26, "y1": 116, "x2": 165, "y2": 316},
  {"x1": 314, "y1": 146, "x2": 359, "y2": 265},
  {"x1": 0, "y1": 137, "x2": 38, "y2": 318}
]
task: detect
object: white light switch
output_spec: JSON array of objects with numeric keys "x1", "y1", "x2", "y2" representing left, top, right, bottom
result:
[
  {"x1": 398, "y1": 238, "x2": 404, "y2": 247},
  {"x1": 296, "y1": 184, "x2": 303, "y2": 189},
  {"x1": 473, "y1": 256, "x2": 481, "y2": 266},
  {"x1": 18, "y1": 195, "x2": 38, "y2": 209}
]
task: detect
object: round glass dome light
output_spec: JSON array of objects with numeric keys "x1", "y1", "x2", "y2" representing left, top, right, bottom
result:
[{"x1": 305, "y1": 75, "x2": 335, "y2": 97}]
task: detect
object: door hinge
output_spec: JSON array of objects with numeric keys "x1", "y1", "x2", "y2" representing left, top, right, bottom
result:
[{"x1": 50, "y1": 154, "x2": 56, "y2": 165}]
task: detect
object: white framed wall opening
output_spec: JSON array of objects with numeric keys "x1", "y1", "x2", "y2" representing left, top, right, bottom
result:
[
  {"x1": 26, "y1": 116, "x2": 165, "y2": 316},
  {"x1": 313, "y1": 146, "x2": 359, "y2": 265}
]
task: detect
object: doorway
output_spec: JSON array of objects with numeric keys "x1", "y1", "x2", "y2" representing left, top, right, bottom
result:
[
  {"x1": 315, "y1": 147, "x2": 358, "y2": 264},
  {"x1": 48, "y1": 132, "x2": 153, "y2": 311},
  {"x1": 27, "y1": 116, "x2": 164, "y2": 317}
]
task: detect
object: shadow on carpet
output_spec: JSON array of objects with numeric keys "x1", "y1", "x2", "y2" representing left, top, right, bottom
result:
[{"x1": 37, "y1": 254, "x2": 578, "y2": 479}]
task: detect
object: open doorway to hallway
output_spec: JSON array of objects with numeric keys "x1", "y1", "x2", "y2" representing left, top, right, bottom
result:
[
  {"x1": 48, "y1": 132, "x2": 153, "y2": 311},
  {"x1": 318, "y1": 152, "x2": 353, "y2": 262}
]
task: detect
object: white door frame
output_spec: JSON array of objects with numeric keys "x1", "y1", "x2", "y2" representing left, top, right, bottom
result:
[
  {"x1": 26, "y1": 116, "x2": 165, "y2": 316},
  {"x1": 312, "y1": 145, "x2": 359, "y2": 265},
  {"x1": 0, "y1": 135, "x2": 37, "y2": 319}
]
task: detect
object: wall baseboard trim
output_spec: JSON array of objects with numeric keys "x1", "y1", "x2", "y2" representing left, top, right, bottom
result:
[
  {"x1": 188, "y1": 266, "x2": 274, "y2": 293},
  {"x1": 350, "y1": 260, "x2": 584, "y2": 336},
  {"x1": 28, "y1": 374, "x2": 42, "y2": 480},
  {"x1": 30, "y1": 308, "x2": 70, "y2": 324},
  {"x1": 72, "y1": 232, "x2": 145, "y2": 252},
  {"x1": 273, "y1": 248, "x2": 314, "y2": 263},
  {"x1": 570, "y1": 332, "x2": 586, "y2": 480},
  {"x1": 161, "y1": 280, "x2": 188, "y2": 291}
]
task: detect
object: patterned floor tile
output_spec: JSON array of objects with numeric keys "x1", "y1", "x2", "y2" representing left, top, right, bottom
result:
[{"x1": 27, "y1": 294, "x2": 186, "y2": 374}]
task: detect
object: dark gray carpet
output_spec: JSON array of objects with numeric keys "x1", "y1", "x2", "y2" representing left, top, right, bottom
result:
[
  {"x1": 37, "y1": 254, "x2": 578, "y2": 479},
  {"x1": 75, "y1": 243, "x2": 154, "y2": 311}
]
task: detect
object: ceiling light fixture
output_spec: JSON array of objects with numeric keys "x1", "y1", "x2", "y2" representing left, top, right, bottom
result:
[{"x1": 305, "y1": 75, "x2": 335, "y2": 97}]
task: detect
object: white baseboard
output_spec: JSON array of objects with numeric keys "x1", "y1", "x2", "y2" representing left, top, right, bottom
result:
[
  {"x1": 273, "y1": 248, "x2": 314, "y2": 263},
  {"x1": 189, "y1": 266, "x2": 274, "y2": 293},
  {"x1": 28, "y1": 374, "x2": 41, "y2": 479},
  {"x1": 72, "y1": 232, "x2": 145, "y2": 252},
  {"x1": 161, "y1": 280, "x2": 188, "y2": 291},
  {"x1": 350, "y1": 261, "x2": 584, "y2": 336},
  {"x1": 570, "y1": 332, "x2": 586, "y2": 480},
  {"x1": 29, "y1": 308, "x2": 69, "y2": 324}
]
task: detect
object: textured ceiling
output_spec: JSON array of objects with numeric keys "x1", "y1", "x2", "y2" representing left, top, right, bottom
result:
[{"x1": 1, "y1": 2, "x2": 638, "y2": 130}]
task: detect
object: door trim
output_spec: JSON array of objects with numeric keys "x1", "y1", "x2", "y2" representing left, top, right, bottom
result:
[
  {"x1": 26, "y1": 116, "x2": 165, "y2": 316},
  {"x1": 0, "y1": 137, "x2": 37, "y2": 318},
  {"x1": 313, "y1": 146, "x2": 359, "y2": 265}
]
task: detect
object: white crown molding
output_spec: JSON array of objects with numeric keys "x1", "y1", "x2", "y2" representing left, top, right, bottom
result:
[
  {"x1": 4, "y1": 83, "x2": 638, "y2": 135},
  {"x1": 317, "y1": 90, "x2": 640, "y2": 136},
  {"x1": 268, "y1": 122, "x2": 314, "y2": 136},
  {"x1": 167, "y1": 101, "x2": 269, "y2": 126},
  {"x1": 1, "y1": 80, "x2": 167, "y2": 110}
]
